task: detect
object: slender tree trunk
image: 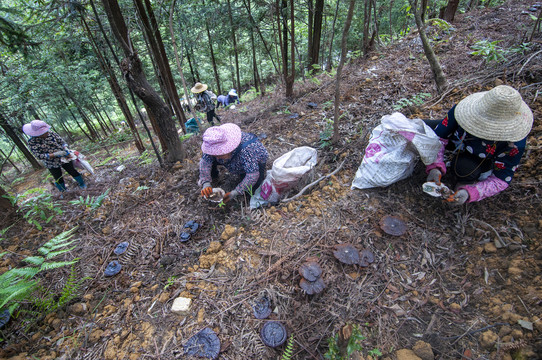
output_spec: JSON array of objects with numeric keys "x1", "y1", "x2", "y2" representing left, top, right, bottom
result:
[
  {"x1": 0, "y1": 147, "x2": 22, "y2": 173},
  {"x1": 413, "y1": 0, "x2": 448, "y2": 94},
  {"x1": 169, "y1": 0, "x2": 199, "y2": 124},
  {"x1": 101, "y1": 0, "x2": 183, "y2": 163},
  {"x1": 288, "y1": 0, "x2": 295, "y2": 97},
  {"x1": 186, "y1": 43, "x2": 198, "y2": 83},
  {"x1": 326, "y1": 0, "x2": 341, "y2": 71},
  {"x1": 332, "y1": 0, "x2": 356, "y2": 144},
  {"x1": 307, "y1": 0, "x2": 313, "y2": 68},
  {"x1": 227, "y1": 0, "x2": 241, "y2": 91},
  {"x1": 205, "y1": 20, "x2": 222, "y2": 95},
  {"x1": 88, "y1": 0, "x2": 145, "y2": 153},
  {"x1": 363, "y1": 0, "x2": 373, "y2": 55},
  {"x1": 0, "y1": 111, "x2": 42, "y2": 170}
]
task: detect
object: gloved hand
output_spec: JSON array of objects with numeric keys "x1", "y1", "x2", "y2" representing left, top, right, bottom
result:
[
  {"x1": 446, "y1": 189, "x2": 469, "y2": 205},
  {"x1": 223, "y1": 190, "x2": 239, "y2": 203},
  {"x1": 52, "y1": 150, "x2": 69, "y2": 158},
  {"x1": 201, "y1": 183, "x2": 213, "y2": 198},
  {"x1": 426, "y1": 169, "x2": 442, "y2": 185}
]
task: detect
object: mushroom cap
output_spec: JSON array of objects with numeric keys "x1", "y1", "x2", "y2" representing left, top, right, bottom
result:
[
  {"x1": 359, "y1": 249, "x2": 375, "y2": 267},
  {"x1": 299, "y1": 277, "x2": 326, "y2": 295},
  {"x1": 180, "y1": 232, "x2": 191, "y2": 242},
  {"x1": 379, "y1": 216, "x2": 407, "y2": 236},
  {"x1": 333, "y1": 244, "x2": 360, "y2": 265},
  {"x1": 183, "y1": 327, "x2": 221, "y2": 359},
  {"x1": 298, "y1": 261, "x2": 322, "y2": 282},
  {"x1": 0, "y1": 309, "x2": 10, "y2": 329},
  {"x1": 253, "y1": 296, "x2": 272, "y2": 319},
  {"x1": 104, "y1": 260, "x2": 122, "y2": 277},
  {"x1": 113, "y1": 241, "x2": 129, "y2": 255},
  {"x1": 260, "y1": 321, "x2": 287, "y2": 347}
]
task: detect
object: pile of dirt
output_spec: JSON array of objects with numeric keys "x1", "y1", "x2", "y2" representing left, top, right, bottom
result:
[{"x1": 1, "y1": 1, "x2": 541, "y2": 359}]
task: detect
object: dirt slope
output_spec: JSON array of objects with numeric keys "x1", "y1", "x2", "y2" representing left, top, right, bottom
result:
[{"x1": 1, "y1": 1, "x2": 541, "y2": 359}]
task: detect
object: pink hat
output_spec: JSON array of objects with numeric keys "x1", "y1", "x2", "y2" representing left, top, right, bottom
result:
[
  {"x1": 201, "y1": 123, "x2": 242, "y2": 156},
  {"x1": 22, "y1": 120, "x2": 51, "y2": 137}
]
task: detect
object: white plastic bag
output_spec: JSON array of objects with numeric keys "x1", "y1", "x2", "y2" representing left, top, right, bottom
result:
[
  {"x1": 71, "y1": 150, "x2": 95, "y2": 175},
  {"x1": 351, "y1": 113, "x2": 441, "y2": 190},
  {"x1": 250, "y1": 146, "x2": 317, "y2": 208}
]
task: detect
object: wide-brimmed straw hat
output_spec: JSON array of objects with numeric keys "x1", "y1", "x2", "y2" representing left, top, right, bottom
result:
[
  {"x1": 22, "y1": 120, "x2": 51, "y2": 137},
  {"x1": 201, "y1": 123, "x2": 242, "y2": 156},
  {"x1": 455, "y1": 85, "x2": 533, "y2": 142},
  {"x1": 191, "y1": 82, "x2": 208, "y2": 93}
]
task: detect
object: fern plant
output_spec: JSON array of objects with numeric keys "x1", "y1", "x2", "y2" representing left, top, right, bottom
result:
[
  {"x1": 33, "y1": 265, "x2": 88, "y2": 314},
  {"x1": 0, "y1": 228, "x2": 80, "y2": 316},
  {"x1": 69, "y1": 189, "x2": 110, "y2": 210},
  {"x1": 280, "y1": 334, "x2": 295, "y2": 360}
]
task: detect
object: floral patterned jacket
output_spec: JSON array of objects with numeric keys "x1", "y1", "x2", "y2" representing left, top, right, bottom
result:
[
  {"x1": 27, "y1": 132, "x2": 68, "y2": 169},
  {"x1": 426, "y1": 105, "x2": 527, "y2": 202}
]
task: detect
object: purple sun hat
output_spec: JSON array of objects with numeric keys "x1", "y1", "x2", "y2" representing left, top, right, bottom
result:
[
  {"x1": 201, "y1": 123, "x2": 242, "y2": 156},
  {"x1": 22, "y1": 120, "x2": 51, "y2": 137}
]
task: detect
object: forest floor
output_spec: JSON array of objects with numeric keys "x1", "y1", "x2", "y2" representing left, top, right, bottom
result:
[{"x1": 1, "y1": 1, "x2": 542, "y2": 359}]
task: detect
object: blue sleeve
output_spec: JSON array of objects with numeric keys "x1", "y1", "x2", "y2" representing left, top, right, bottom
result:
[{"x1": 433, "y1": 105, "x2": 459, "y2": 139}]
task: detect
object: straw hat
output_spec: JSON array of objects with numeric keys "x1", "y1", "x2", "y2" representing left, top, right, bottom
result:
[
  {"x1": 201, "y1": 123, "x2": 242, "y2": 156},
  {"x1": 22, "y1": 120, "x2": 51, "y2": 137},
  {"x1": 191, "y1": 82, "x2": 208, "y2": 93},
  {"x1": 455, "y1": 85, "x2": 533, "y2": 142}
]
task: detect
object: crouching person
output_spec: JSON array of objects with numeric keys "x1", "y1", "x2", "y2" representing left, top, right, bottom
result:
[{"x1": 199, "y1": 123, "x2": 268, "y2": 203}]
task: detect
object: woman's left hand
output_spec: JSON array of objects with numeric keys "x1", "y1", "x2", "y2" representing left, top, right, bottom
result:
[{"x1": 223, "y1": 190, "x2": 239, "y2": 203}]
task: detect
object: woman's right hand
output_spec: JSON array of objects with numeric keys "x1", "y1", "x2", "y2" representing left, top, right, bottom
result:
[{"x1": 201, "y1": 186, "x2": 213, "y2": 198}]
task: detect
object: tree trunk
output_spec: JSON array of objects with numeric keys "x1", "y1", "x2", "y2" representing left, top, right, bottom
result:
[
  {"x1": 135, "y1": 0, "x2": 187, "y2": 133},
  {"x1": 205, "y1": 20, "x2": 222, "y2": 95},
  {"x1": 362, "y1": 0, "x2": 373, "y2": 55},
  {"x1": 308, "y1": 0, "x2": 324, "y2": 70},
  {"x1": 441, "y1": 0, "x2": 460, "y2": 22},
  {"x1": 326, "y1": 0, "x2": 340, "y2": 72},
  {"x1": 332, "y1": 0, "x2": 355, "y2": 145},
  {"x1": 101, "y1": 0, "x2": 184, "y2": 163},
  {"x1": 0, "y1": 111, "x2": 42, "y2": 170},
  {"x1": 227, "y1": 0, "x2": 241, "y2": 91},
  {"x1": 413, "y1": 0, "x2": 448, "y2": 94},
  {"x1": 88, "y1": 0, "x2": 146, "y2": 153}
]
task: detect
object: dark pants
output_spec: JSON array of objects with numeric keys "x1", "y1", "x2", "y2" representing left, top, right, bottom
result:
[
  {"x1": 211, "y1": 161, "x2": 266, "y2": 195},
  {"x1": 423, "y1": 119, "x2": 492, "y2": 185},
  {"x1": 49, "y1": 161, "x2": 80, "y2": 185},
  {"x1": 206, "y1": 109, "x2": 221, "y2": 124}
]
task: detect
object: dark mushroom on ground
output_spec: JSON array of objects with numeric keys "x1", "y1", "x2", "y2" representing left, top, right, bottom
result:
[
  {"x1": 113, "y1": 241, "x2": 129, "y2": 255},
  {"x1": 359, "y1": 249, "x2": 375, "y2": 267},
  {"x1": 379, "y1": 215, "x2": 407, "y2": 236},
  {"x1": 260, "y1": 321, "x2": 287, "y2": 348},
  {"x1": 299, "y1": 277, "x2": 326, "y2": 295},
  {"x1": 298, "y1": 261, "x2": 322, "y2": 282},
  {"x1": 333, "y1": 244, "x2": 360, "y2": 265},
  {"x1": 183, "y1": 327, "x2": 221, "y2": 359},
  {"x1": 253, "y1": 296, "x2": 272, "y2": 319},
  {"x1": 104, "y1": 260, "x2": 122, "y2": 277}
]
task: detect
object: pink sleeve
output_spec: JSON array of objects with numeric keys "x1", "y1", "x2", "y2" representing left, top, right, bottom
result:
[
  {"x1": 425, "y1": 138, "x2": 448, "y2": 175},
  {"x1": 458, "y1": 175, "x2": 509, "y2": 202}
]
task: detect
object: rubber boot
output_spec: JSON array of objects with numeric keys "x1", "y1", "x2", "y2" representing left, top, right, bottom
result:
[
  {"x1": 74, "y1": 175, "x2": 87, "y2": 189},
  {"x1": 54, "y1": 182, "x2": 67, "y2": 192}
]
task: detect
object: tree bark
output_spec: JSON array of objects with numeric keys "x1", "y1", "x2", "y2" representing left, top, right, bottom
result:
[
  {"x1": 332, "y1": 0, "x2": 355, "y2": 144},
  {"x1": 308, "y1": 0, "x2": 324, "y2": 70},
  {"x1": 0, "y1": 111, "x2": 42, "y2": 170},
  {"x1": 441, "y1": 0, "x2": 460, "y2": 22},
  {"x1": 326, "y1": 0, "x2": 340, "y2": 72},
  {"x1": 413, "y1": 0, "x2": 448, "y2": 94},
  {"x1": 205, "y1": 20, "x2": 222, "y2": 96},
  {"x1": 101, "y1": 0, "x2": 184, "y2": 163},
  {"x1": 227, "y1": 0, "x2": 241, "y2": 91}
]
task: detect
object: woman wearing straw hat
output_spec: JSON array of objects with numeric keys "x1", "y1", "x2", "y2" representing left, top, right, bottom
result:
[
  {"x1": 22, "y1": 120, "x2": 87, "y2": 192},
  {"x1": 191, "y1": 82, "x2": 221, "y2": 125},
  {"x1": 425, "y1": 85, "x2": 533, "y2": 204},
  {"x1": 199, "y1": 123, "x2": 268, "y2": 203}
]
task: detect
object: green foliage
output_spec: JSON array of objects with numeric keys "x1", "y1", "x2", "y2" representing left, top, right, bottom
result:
[
  {"x1": 427, "y1": 18, "x2": 453, "y2": 32},
  {"x1": 0, "y1": 228, "x2": 80, "y2": 315},
  {"x1": 470, "y1": 40, "x2": 507, "y2": 63},
  {"x1": 33, "y1": 265, "x2": 88, "y2": 314},
  {"x1": 180, "y1": 132, "x2": 194, "y2": 142},
  {"x1": 68, "y1": 189, "x2": 110, "y2": 210},
  {"x1": 346, "y1": 50, "x2": 362, "y2": 61},
  {"x1": 97, "y1": 156, "x2": 116, "y2": 167},
  {"x1": 8, "y1": 188, "x2": 63, "y2": 230},
  {"x1": 138, "y1": 150, "x2": 154, "y2": 165},
  {"x1": 280, "y1": 334, "x2": 295, "y2": 360},
  {"x1": 368, "y1": 348, "x2": 383, "y2": 357},
  {"x1": 319, "y1": 118, "x2": 334, "y2": 149},
  {"x1": 392, "y1": 92, "x2": 431, "y2": 110},
  {"x1": 324, "y1": 324, "x2": 366, "y2": 360},
  {"x1": 163, "y1": 276, "x2": 177, "y2": 290}
]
